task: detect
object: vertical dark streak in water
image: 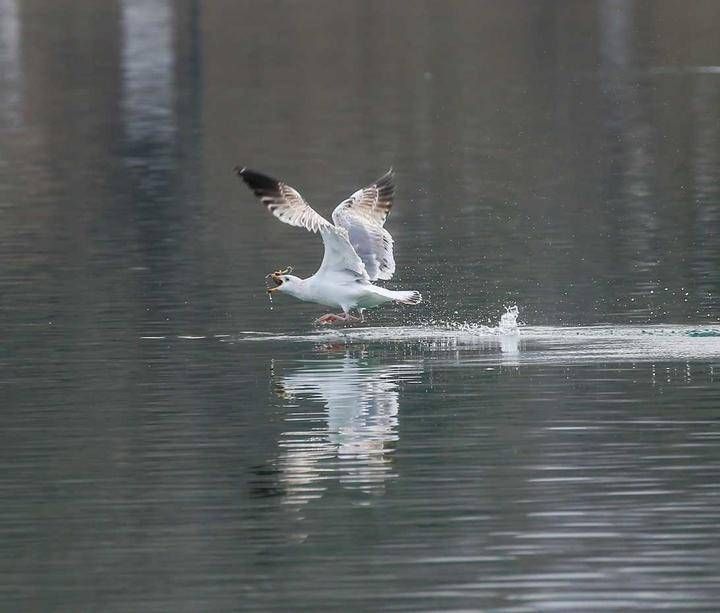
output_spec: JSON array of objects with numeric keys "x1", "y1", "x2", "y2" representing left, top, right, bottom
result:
[
  {"x1": 5, "y1": 0, "x2": 124, "y2": 337},
  {"x1": 599, "y1": 1, "x2": 660, "y2": 307},
  {"x1": 691, "y1": 76, "x2": 720, "y2": 309},
  {"x1": 121, "y1": 0, "x2": 176, "y2": 211},
  {"x1": 0, "y1": 0, "x2": 22, "y2": 129},
  {"x1": 119, "y1": 0, "x2": 204, "y2": 337}
]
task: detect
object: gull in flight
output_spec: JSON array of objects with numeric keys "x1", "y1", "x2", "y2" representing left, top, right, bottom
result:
[{"x1": 235, "y1": 167, "x2": 422, "y2": 325}]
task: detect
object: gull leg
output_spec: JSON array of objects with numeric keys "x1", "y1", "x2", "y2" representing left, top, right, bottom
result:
[{"x1": 341, "y1": 311, "x2": 361, "y2": 324}]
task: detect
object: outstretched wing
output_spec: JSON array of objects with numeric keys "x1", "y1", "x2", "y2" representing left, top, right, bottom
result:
[
  {"x1": 236, "y1": 167, "x2": 331, "y2": 233},
  {"x1": 236, "y1": 167, "x2": 368, "y2": 279},
  {"x1": 332, "y1": 169, "x2": 396, "y2": 281}
]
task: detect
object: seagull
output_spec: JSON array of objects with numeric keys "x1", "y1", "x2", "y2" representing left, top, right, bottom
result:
[{"x1": 235, "y1": 167, "x2": 422, "y2": 325}]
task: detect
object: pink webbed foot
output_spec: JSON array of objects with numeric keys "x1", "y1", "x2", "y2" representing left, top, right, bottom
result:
[
  {"x1": 313, "y1": 313, "x2": 361, "y2": 326},
  {"x1": 314, "y1": 313, "x2": 344, "y2": 326}
]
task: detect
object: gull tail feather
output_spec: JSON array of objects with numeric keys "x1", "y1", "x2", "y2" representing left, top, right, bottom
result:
[{"x1": 391, "y1": 290, "x2": 422, "y2": 305}]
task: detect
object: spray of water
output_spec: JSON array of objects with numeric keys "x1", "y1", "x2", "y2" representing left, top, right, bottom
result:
[
  {"x1": 430, "y1": 304, "x2": 521, "y2": 336},
  {"x1": 498, "y1": 305, "x2": 520, "y2": 334}
]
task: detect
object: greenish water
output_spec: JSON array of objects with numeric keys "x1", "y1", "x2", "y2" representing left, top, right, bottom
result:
[{"x1": 2, "y1": 0, "x2": 720, "y2": 610}]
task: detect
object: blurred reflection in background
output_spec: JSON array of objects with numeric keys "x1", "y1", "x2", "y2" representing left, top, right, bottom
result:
[
  {"x1": 121, "y1": 0, "x2": 175, "y2": 173},
  {"x1": 0, "y1": 0, "x2": 21, "y2": 128}
]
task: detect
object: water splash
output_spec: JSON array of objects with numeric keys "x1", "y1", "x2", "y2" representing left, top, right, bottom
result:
[
  {"x1": 498, "y1": 305, "x2": 520, "y2": 335},
  {"x1": 433, "y1": 305, "x2": 521, "y2": 336}
]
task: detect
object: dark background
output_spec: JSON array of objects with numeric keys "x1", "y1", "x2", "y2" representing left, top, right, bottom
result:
[{"x1": 2, "y1": 0, "x2": 720, "y2": 337}]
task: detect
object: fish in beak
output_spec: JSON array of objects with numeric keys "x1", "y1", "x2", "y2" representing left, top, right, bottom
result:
[
  {"x1": 265, "y1": 266, "x2": 292, "y2": 293},
  {"x1": 267, "y1": 274, "x2": 282, "y2": 293}
]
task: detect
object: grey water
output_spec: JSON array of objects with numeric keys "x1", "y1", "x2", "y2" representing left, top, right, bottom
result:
[{"x1": 3, "y1": 1, "x2": 720, "y2": 610}]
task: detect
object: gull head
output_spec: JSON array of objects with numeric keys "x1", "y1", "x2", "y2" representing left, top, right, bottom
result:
[{"x1": 266, "y1": 266, "x2": 301, "y2": 295}]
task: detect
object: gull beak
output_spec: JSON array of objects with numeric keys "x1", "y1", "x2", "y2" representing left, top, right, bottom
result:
[
  {"x1": 265, "y1": 267, "x2": 291, "y2": 293},
  {"x1": 266, "y1": 272, "x2": 283, "y2": 293}
]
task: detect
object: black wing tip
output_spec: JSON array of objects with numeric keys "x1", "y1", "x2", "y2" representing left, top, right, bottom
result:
[
  {"x1": 234, "y1": 166, "x2": 281, "y2": 194},
  {"x1": 378, "y1": 167, "x2": 394, "y2": 181},
  {"x1": 374, "y1": 168, "x2": 395, "y2": 200}
]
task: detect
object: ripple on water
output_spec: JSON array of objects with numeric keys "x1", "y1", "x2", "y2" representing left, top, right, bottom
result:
[{"x1": 223, "y1": 322, "x2": 720, "y2": 364}]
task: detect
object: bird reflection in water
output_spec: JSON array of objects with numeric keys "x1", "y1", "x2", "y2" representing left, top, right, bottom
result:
[{"x1": 272, "y1": 347, "x2": 417, "y2": 506}]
